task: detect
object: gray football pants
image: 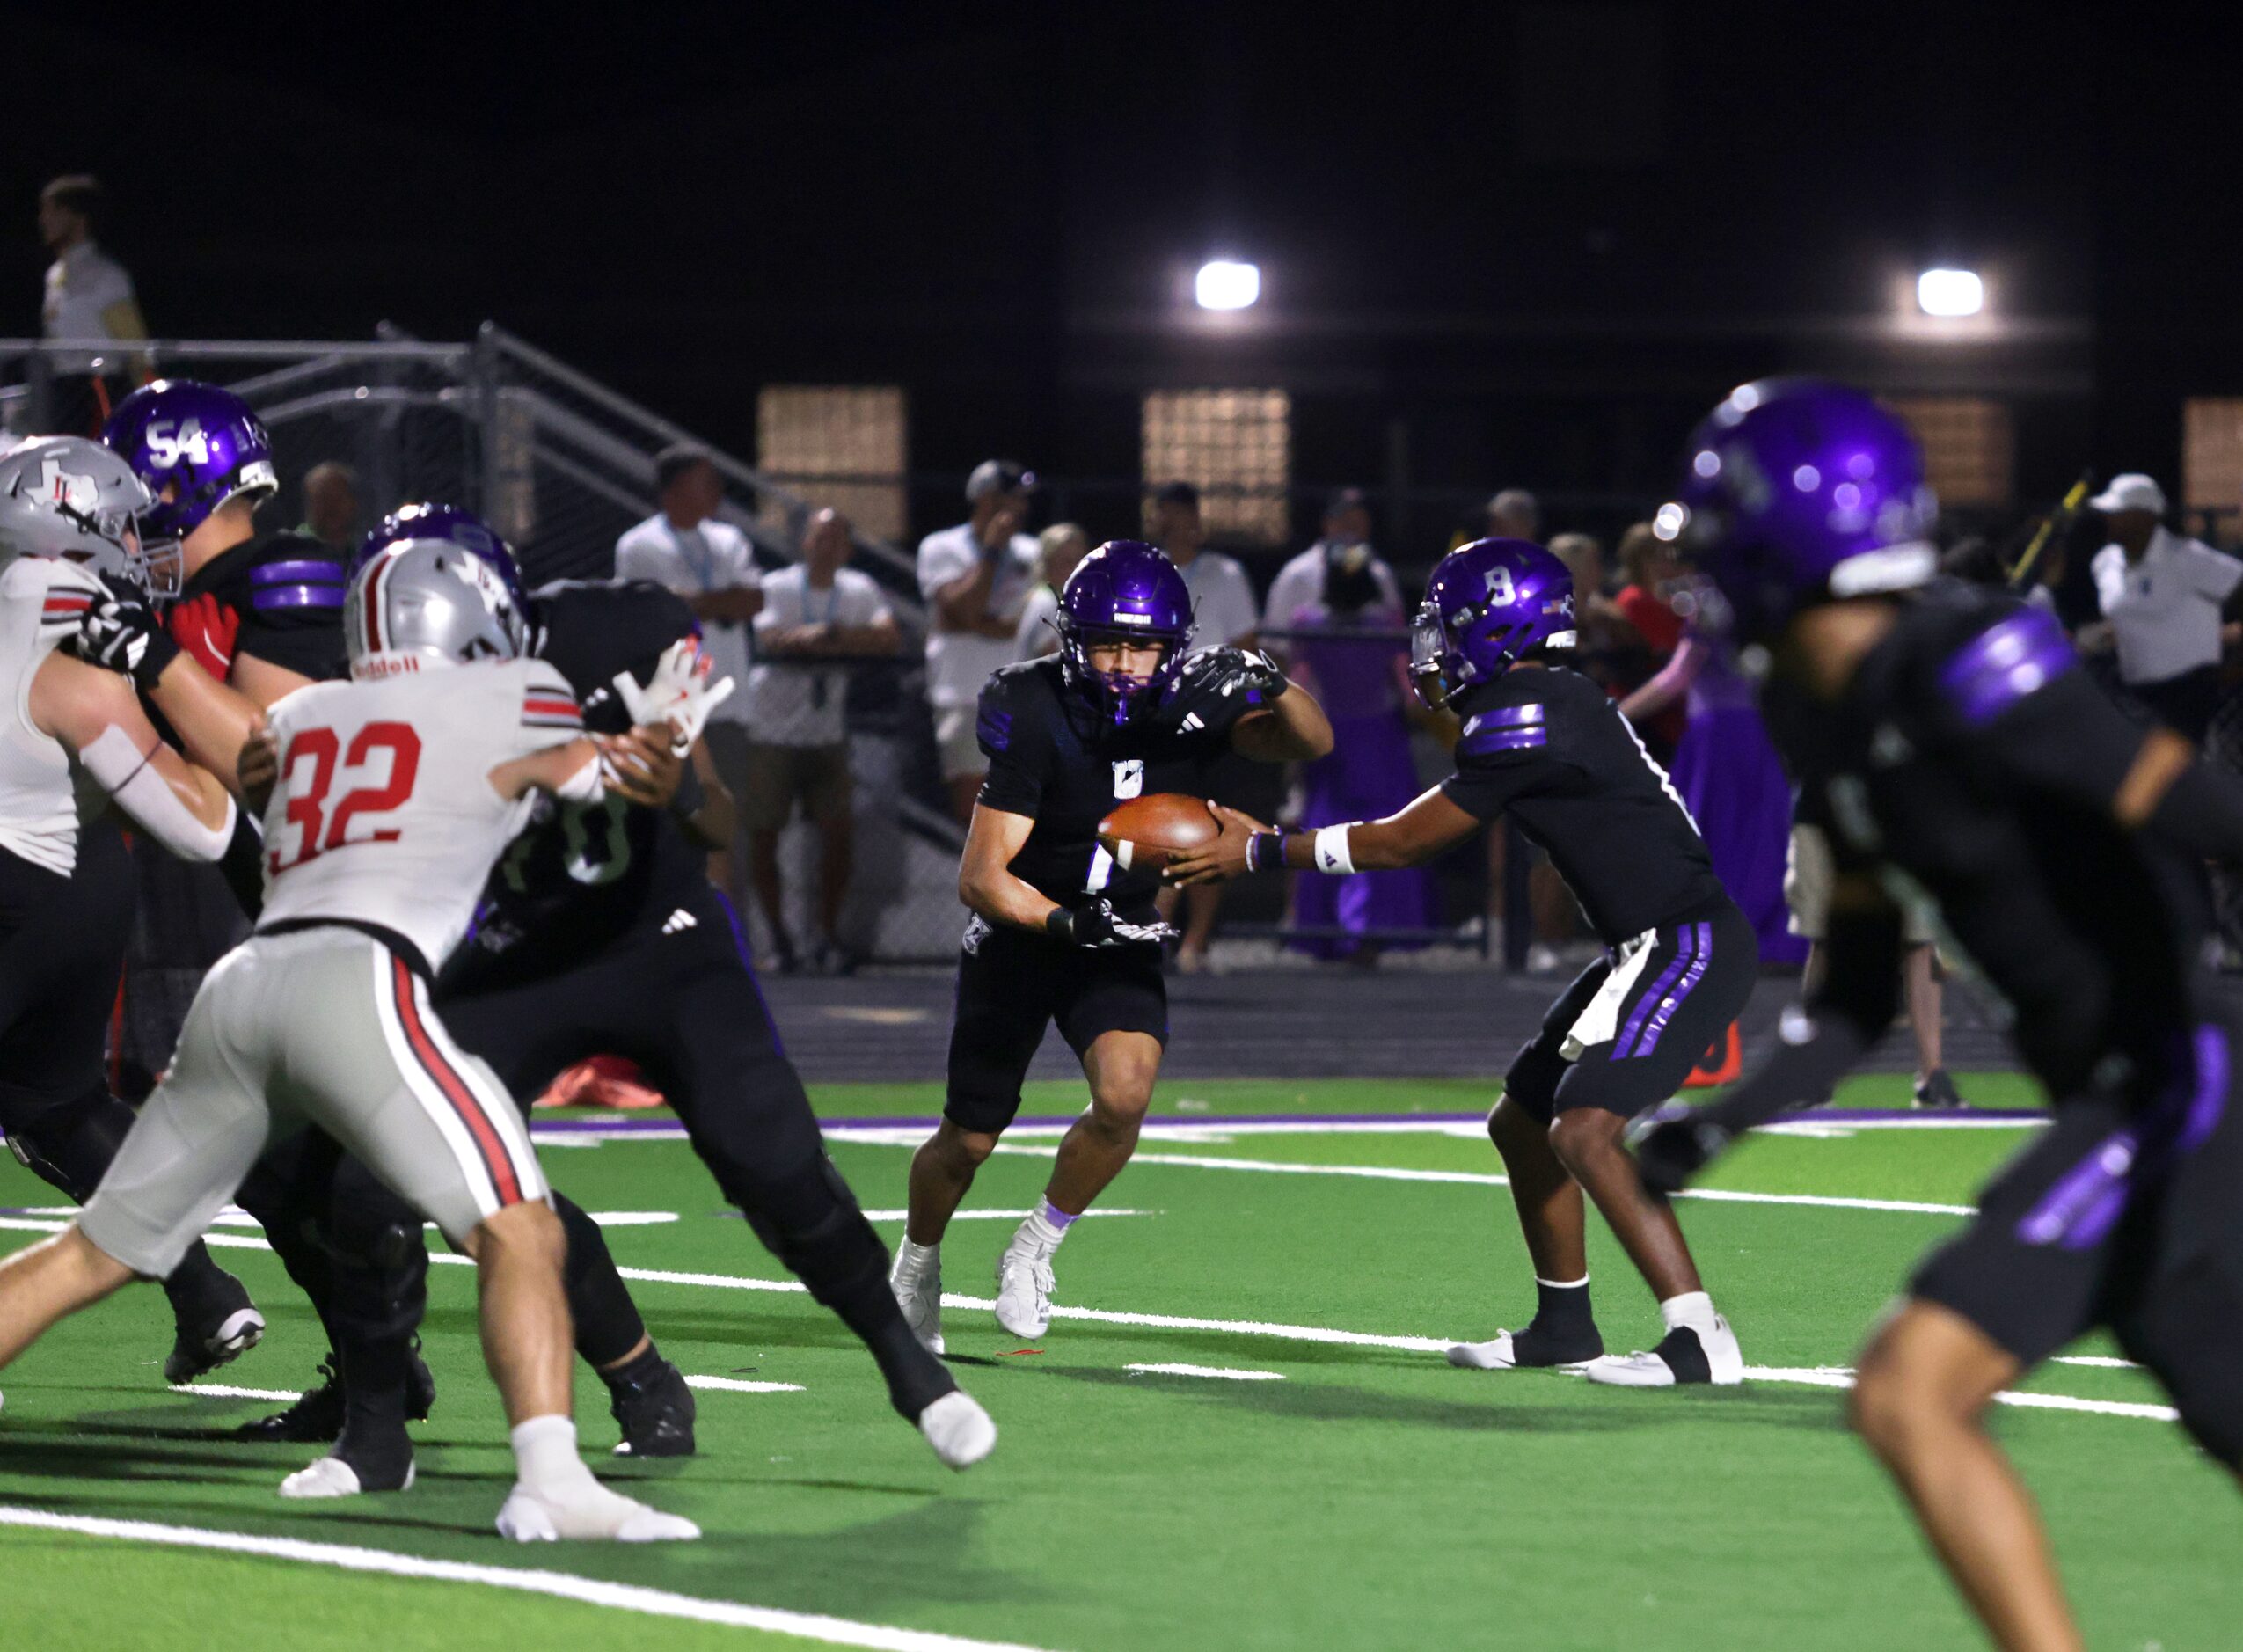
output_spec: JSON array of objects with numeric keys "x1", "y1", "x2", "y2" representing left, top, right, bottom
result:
[{"x1": 80, "y1": 926, "x2": 545, "y2": 1278}]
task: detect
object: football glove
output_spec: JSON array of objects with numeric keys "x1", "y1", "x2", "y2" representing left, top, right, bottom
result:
[
  {"x1": 613, "y1": 638, "x2": 736, "y2": 756},
  {"x1": 1046, "y1": 898, "x2": 1179, "y2": 949},
  {"x1": 67, "y1": 574, "x2": 180, "y2": 692},
  {"x1": 1162, "y1": 646, "x2": 1288, "y2": 727},
  {"x1": 1625, "y1": 1105, "x2": 1735, "y2": 1196}
]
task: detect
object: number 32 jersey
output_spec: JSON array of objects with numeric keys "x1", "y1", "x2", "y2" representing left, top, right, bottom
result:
[{"x1": 257, "y1": 657, "x2": 584, "y2": 974}]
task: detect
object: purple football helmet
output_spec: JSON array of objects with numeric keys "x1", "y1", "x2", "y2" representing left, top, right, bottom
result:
[
  {"x1": 356, "y1": 501, "x2": 527, "y2": 611},
  {"x1": 102, "y1": 380, "x2": 277, "y2": 569},
  {"x1": 1055, "y1": 539, "x2": 1195, "y2": 727},
  {"x1": 1409, "y1": 537, "x2": 1578, "y2": 710},
  {"x1": 1663, "y1": 378, "x2": 1939, "y2": 640}
]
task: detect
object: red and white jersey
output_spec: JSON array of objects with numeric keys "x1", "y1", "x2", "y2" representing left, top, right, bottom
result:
[
  {"x1": 0, "y1": 557, "x2": 108, "y2": 875},
  {"x1": 258, "y1": 656, "x2": 586, "y2": 969}
]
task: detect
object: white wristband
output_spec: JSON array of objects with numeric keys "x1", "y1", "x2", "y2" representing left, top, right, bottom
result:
[
  {"x1": 1312, "y1": 824, "x2": 1355, "y2": 876},
  {"x1": 81, "y1": 724, "x2": 235, "y2": 864}
]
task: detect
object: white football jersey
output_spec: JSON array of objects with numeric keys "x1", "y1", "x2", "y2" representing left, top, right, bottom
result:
[
  {"x1": 258, "y1": 656, "x2": 585, "y2": 969},
  {"x1": 0, "y1": 557, "x2": 108, "y2": 875}
]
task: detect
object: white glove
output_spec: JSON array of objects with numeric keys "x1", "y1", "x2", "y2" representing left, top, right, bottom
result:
[{"x1": 613, "y1": 638, "x2": 736, "y2": 756}]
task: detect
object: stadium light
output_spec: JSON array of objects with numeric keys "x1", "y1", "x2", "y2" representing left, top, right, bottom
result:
[
  {"x1": 1195, "y1": 259, "x2": 1260, "y2": 311},
  {"x1": 1916, "y1": 267, "x2": 1984, "y2": 318}
]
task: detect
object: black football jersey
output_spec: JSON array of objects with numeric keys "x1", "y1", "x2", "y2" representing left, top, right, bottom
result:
[
  {"x1": 1440, "y1": 664, "x2": 1728, "y2": 944},
  {"x1": 448, "y1": 579, "x2": 713, "y2": 986},
  {"x1": 975, "y1": 654, "x2": 1261, "y2": 917},
  {"x1": 1765, "y1": 580, "x2": 2208, "y2": 1101},
  {"x1": 166, "y1": 530, "x2": 347, "y2": 683}
]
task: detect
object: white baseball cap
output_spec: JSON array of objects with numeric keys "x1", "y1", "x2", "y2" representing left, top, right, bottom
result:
[{"x1": 2088, "y1": 473, "x2": 2166, "y2": 515}]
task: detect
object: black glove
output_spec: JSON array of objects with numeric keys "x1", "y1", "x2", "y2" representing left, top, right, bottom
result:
[
  {"x1": 1046, "y1": 898, "x2": 1180, "y2": 949},
  {"x1": 1625, "y1": 1105, "x2": 1735, "y2": 1197},
  {"x1": 66, "y1": 574, "x2": 179, "y2": 692},
  {"x1": 1162, "y1": 646, "x2": 1288, "y2": 726}
]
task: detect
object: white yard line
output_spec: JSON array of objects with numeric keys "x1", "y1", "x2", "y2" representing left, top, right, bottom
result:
[
  {"x1": 167, "y1": 1384, "x2": 302, "y2": 1402},
  {"x1": 0, "y1": 1506, "x2": 1056, "y2": 1652},
  {"x1": 1125, "y1": 1363, "x2": 1285, "y2": 1381},
  {"x1": 858, "y1": 1210, "x2": 1153, "y2": 1223},
  {"x1": 685, "y1": 1377, "x2": 806, "y2": 1394}
]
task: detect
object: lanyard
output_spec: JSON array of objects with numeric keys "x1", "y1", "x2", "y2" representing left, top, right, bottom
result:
[{"x1": 669, "y1": 521, "x2": 718, "y2": 590}]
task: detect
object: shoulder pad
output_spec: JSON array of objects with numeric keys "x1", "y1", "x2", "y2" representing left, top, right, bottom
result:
[
  {"x1": 1457, "y1": 700, "x2": 1549, "y2": 757},
  {"x1": 1933, "y1": 602, "x2": 2078, "y2": 729},
  {"x1": 241, "y1": 535, "x2": 347, "y2": 620}
]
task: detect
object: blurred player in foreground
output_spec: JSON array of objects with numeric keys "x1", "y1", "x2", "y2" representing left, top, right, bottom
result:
[
  {"x1": 0, "y1": 537, "x2": 697, "y2": 1541},
  {"x1": 1171, "y1": 537, "x2": 1757, "y2": 1386},
  {"x1": 0, "y1": 436, "x2": 265, "y2": 1391},
  {"x1": 1632, "y1": 380, "x2": 2243, "y2": 1650},
  {"x1": 888, "y1": 540, "x2": 1332, "y2": 1348}
]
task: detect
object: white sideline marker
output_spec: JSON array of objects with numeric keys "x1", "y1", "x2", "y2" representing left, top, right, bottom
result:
[
  {"x1": 1127, "y1": 1363, "x2": 1285, "y2": 1382},
  {"x1": 0, "y1": 1506, "x2": 1056, "y2": 1652}
]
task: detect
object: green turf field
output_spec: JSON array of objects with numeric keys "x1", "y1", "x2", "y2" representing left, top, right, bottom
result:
[{"x1": 2, "y1": 1075, "x2": 2234, "y2": 1650}]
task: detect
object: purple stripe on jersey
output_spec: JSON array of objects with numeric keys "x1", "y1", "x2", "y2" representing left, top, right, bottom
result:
[
  {"x1": 2017, "y1": 1024, "x2": 2229, "y2": 1251},
  {"x1": 1937, "y1": 608, "x2": 2079, "y2": 728},
  {"x1": 249, "y1": 559, "x2": 346, "y2": 587},
  {"x1": 977, "y1": 707, "x2": 1013, "y2": 750},
  {"x1": 1487, "y1": 704, "x2": 1545, "y2": 727},
  {"x1": 1475, "y1": 727, "x2": 1547, "y2": 751},
  {"x1": 1611, "y1": 925, "x2": 1699, "y2": 1059},
  {"x1": 250, "y1": 583, "x2": 346, "y2": 612},
  {"x1": 1632, "y1": 921, "x2": 1713, "y2": 1057}
]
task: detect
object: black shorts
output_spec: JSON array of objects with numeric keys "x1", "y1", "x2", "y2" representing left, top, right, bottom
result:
[
  {"x1": 945, "y1": 917, "x2": 1168, "y2": 1136},
  {"x1": 0, "y1": 822, "x2": 135, "y2": 1128},
  {"x1": 1503, "y1": 897, "x2": 1757, "y2": 1125},
  {"x1": 1911, "y1": 1019, "x2": 2243, "y2": 1467},
  {"x1": 439, "y1": 886, "x2": 825, "y2": 1182}
]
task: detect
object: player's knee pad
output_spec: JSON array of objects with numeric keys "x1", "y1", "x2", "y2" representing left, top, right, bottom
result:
[
  {"x1": 741, "y1": 1155, "x2": 886, "y2": 1308},
  {"x1": 5, "y1": 1086, "x2": 135, "y2": 1205}
]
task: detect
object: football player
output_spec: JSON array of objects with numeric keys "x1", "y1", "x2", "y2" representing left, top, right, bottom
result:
[
  {"x1": 0, "y1": 435, "x2": 265, "y2": 1388},
  {"x1": 251, "y1": 507, "x2": 995, "y2": 1495},
  {"x1": 1631, "y1": 380, "x2": 2243, "y2": 1649},
  {"x1": 1171, "y1": 537, "x2": 1757, "y2": 1386},
  {"x1": 888, "y1": 540, "x2": 1333, "y2": 1349},
  {"x1": 0, "y1": 537, "x2": 698, "y2": 1541}
]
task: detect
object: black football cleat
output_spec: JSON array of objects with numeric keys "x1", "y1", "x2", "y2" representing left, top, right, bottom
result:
[
  {"x1": 234, "y1": 1344, "x2": 435, "y2": 1444},
  {"x1": 610, "y1": 1357, "x2": 697, "y2": 1457},
  {"x1": 1913, "y1": 1069, "x2": 1965, "y2": 1109},
  {"x1": 163, "y1": 1275, "x2": 266, "y2": 1385}
]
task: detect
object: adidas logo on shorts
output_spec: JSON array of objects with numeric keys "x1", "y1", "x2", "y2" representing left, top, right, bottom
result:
[{"x1": 661, "y1": 909, "x2": 698, "y2": 935}]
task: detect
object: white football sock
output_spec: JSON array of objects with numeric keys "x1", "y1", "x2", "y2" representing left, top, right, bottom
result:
[
  {"x1": 510, "y1": 1414, "x2": 595, "y2": 1498},
  {"x1": 1658, "y1": 1290, "x2": 1718, "y2": 1335},
  {"x1": 1024, "y1": 1200, "x2": 1075, "y2": 1249},
  {"x1": 895, "y1": 1238, "x2": 939, "y2": 1276}
]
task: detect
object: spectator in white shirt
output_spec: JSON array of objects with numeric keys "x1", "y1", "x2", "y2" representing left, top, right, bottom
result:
[
  {"x1": 616, "y1": 443, "x2": 765, "y2": 899},
  {"x1": 37, "y1": 175, "x2": 148, "y2": 436},
  {"x1": 918, "y1": 458, "x2": 1041, "y2": 822},
  {"x1": 1261, "y1": 488, "x2": 1403, "y2": 659},
  {"x1": 1152, "y1": 481, "x2": 1266, "y2": 969},
  {"x1": 743, "y1": 508, "x2": 899, "y2": 973},
  {"x1": 1016, "y1": 522, "x2": 1090, "y2": 660},
  {"x1": 2082, "y1": 472, "x2": 2243, "y2": 742}
]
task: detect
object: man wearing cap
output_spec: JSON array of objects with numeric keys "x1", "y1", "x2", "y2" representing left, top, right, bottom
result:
[
  {"x1": 2084, "y1": 472, "x2": 2243, "y2": 742},
  {"x1": 1260, "y1": 488, "x2": 1403, "y2": 660},
  {"x1": 919, "y1": 460, "x2": 1042, "y2": 822}
]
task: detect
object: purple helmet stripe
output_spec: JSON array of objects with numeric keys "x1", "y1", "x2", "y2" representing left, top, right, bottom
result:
[
  {"x1": 1629, "y1": 921, "x2": 1713, "y2": 1058},
  {"x1": 1937, "y1": 608, "x2": 2079, "y2": 728}
]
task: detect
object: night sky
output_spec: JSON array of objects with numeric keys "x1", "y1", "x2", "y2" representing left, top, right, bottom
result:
[{"x1": 9, "y1": 1, "x2": 2239, "y2": 524}]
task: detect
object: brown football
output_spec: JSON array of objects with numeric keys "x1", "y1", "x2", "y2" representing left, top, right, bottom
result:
[{"x1": 1097, "y1": 793, "x2": 1220, "y2": 872}]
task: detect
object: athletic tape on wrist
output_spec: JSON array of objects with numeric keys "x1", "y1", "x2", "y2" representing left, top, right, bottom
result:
[{"x1": 1312, "y1": 824, "x2": 1355, "y2": 876}]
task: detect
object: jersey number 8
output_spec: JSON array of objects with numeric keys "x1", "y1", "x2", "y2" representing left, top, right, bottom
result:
[{"x1": 268, "y1": 722, "x2": 423, "y2": 874}]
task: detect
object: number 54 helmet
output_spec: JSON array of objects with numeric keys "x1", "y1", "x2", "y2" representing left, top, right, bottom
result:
[
  {"x1": 1409, "y1": 537, "x2": 1576, "y2": 710},
  {"x1": 346, "y1": 537, "x2": 528, "y2": 679},
  {"x1": 0, "y1": 435, "x2": 156, "y2": 585},
  {"x1": 102, "y1": 378, "x2": 277, "y2": 578}
]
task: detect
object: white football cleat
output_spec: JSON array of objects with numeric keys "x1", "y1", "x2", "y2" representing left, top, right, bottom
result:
[
  {"x1": 496, "y1": 1481, "x2": 700, "y2": 1543},
  {"x1": 917, "y1": 1389, "x2": 997, "y2": 1470},
  {"x1": 280, "y1": 1455, "x2": 417, "y2": 1500},
  {"x1": 1446, "y1": 1334, "x2": 1524, "y2": 1370},
  {"x1": 1584, "y1": 1316, "x2": 1744, "y2": 1387},
  {"x1": 993, "y1": 1221, "x2": 1057, "y2": 1341},
  {"x1": 890, "y1": 1244, "x2": 945, "y2": 1356}
]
